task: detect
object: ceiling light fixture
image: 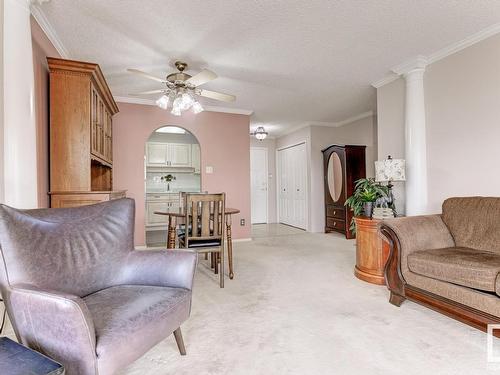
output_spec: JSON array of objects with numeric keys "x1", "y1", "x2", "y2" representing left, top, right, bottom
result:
[
  {"x1": 251, "y1": 126, "x2": 268, "y2": 141},
  {"x1": 128, "y1": 60, "x2": 236, "y2": 116}
]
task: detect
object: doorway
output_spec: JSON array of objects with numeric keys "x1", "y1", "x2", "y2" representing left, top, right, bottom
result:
[
  {"x1": 277, "y1": 142, "x2": 307, "y2": 230},
  {"x1": 250, "y1": 147, "x2": 268, "y2": 224}
]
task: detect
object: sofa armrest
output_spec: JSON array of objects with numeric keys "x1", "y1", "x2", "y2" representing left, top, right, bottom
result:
[
  {"x1": 7, "y1": 284, "x2": 97, "y2": 375},
  {"x1": 120, "y1": 249, "x2": 197, "y2": 290},
  {"x1": 381, "y1": 214, "x2": 455, "y2": 260},
  {"x1": 379, "y1": 215, "x2": 455, "y2": 305}
]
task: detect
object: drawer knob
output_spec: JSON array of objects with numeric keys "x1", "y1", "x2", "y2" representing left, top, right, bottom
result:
[
  {"x1": 333, "y1": 211, "x2": 336, "y2": 215},
  {"x1": 333, "y1": 222, "x2": 336, "y2": 226}
]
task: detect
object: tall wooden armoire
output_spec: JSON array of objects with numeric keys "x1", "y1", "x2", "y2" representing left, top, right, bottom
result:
[
  {"x1": 47, "y1": 58, "x2": 126, "y2": 208},
  {"x1": 323, "y1": 145, "x2": 366, "y2": 239}
]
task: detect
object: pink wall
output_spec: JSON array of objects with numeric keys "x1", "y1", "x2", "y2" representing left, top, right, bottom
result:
[
  {"x1": 113, "y1": 102, "x2": 251, "y2": 246},
  {"x1": 31, "y1": 16, "x2": 60, "y2": 208}
]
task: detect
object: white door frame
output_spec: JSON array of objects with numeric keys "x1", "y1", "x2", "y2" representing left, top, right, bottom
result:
[
  {"x1": 276, "y1": 141, "x2": 309, "y2": 230},
  {"x1": 250, "y1": 146, "x2": 268, "y2": 224}
]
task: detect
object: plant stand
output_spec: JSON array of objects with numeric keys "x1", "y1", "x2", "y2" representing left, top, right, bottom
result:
[{"x1": 353, "y1": 216, "x2": 390, "y2": 285}]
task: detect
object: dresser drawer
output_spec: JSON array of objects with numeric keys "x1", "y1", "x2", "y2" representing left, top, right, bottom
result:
[
  {"x1": 326, "y1": 206, "x2": 345, "y2": 219},
  {"x1": 326, "y1": 217, "x2": 346, "y2": 231}
]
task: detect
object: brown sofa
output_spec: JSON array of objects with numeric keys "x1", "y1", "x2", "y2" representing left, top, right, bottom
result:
[{"x1": 380, "y1": 197, "x2": 500, "y2": 334}]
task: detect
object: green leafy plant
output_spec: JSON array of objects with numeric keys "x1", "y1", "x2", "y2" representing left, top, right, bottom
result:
[{"x1": 344, "y1": 178, "x2": 388, "y2": 233}]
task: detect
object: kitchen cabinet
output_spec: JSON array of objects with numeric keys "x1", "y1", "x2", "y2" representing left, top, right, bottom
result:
[
  {"x1": 191, "y1": 144, "x2": 200, "y2": 173},
  {"x1": 146, "y1": 143, "x2": 192, "y2": 167},
  {"x1": 146, "y1": 193, "x2": 180, "y2": 226}
]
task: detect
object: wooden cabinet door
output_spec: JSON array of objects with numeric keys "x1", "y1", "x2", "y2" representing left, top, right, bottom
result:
[
  {"x1": 169, "y1": 143, "x2": 191, "y2": 167},
  {"x1": 103, "y1": 109, "x2": 112, "y2": 163},
  {"x1": 146, "y1": 143, "x2": 168, "y2": 165},
  {"x1": 90, "y1": 87, "x2": 99, "y2": 157}
]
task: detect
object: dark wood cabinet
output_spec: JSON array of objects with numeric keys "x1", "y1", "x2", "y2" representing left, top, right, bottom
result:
[{"x1": 323, "y1": 145, "x2": 366, "y2": 239}]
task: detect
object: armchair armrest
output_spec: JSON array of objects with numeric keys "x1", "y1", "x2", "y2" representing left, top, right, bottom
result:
[
  {"x1": 7, "y1": 284, "x2": 97, "y2": 374},
  {"x1": 120, "y1": 249, "x2": 197, "y2": 290}
]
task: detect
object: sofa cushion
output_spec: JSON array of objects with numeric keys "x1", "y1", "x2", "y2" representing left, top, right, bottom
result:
[
  {"x1": 84, "y1": 285, "x2": 191, "y2": 375},
  {"x1": 407, "y1": 247, "x2": 500, "y2": 292},
  {"x1": 442, "y1": 197, "x2": 500, "y2": 253}
]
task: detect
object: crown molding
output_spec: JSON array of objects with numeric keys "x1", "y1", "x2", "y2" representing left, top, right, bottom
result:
[
  {"x1": 371, "y1": 74, "x2": 400, "y2": 88},
  {"x1": 372, "y1": 22, "x2": 500, "y2": 88},
  {"x1": 113, "y1": 96, "x2": 253, "y2": 116},
  {"x1": 30, "y1": 3, "x2": 70, "y2": 58},
  {"x1": 276, "y1": 111, "x2": 375, "y2": 138},
  {"x1": 427, "y1": 22, "x2": 500, "y2": 64}
]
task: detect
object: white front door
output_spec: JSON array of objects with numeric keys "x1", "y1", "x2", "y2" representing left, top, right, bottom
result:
[{"x1": 250, "y1": 147, "x2": 268, "y2": 224}]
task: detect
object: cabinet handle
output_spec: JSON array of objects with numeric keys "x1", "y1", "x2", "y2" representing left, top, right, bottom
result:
[
  {"x1": 333, "y1": 222, "x2": 337, "y2": 226},
  {"x1": 333, "y1": 210, "x2": 336, "y2": 215}
]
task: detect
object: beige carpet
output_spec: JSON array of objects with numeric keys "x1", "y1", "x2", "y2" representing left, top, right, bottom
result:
[{"x1": 4, "y1": 224, "x2": 500, "y2": 374}]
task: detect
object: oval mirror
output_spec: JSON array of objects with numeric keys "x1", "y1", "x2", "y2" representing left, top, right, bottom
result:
[{"x1": 327, "y1": 152, "x2": 343, "y2": 202}]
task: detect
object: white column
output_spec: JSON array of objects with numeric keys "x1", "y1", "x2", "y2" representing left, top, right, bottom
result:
[
  {"x1": 3, "y1": 0, "x2": 38, "y2": 208},
  {"x1": 393, "y1": 57, "x2": 428, "y2": 216}
]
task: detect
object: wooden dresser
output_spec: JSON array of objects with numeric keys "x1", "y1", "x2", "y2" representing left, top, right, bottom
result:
[
  {"x1": 48, "y1": 58, "x2": 125, "y2": 207},
  {"x1": 322, "y1": 145, "x2": 366, "y2": 239}
]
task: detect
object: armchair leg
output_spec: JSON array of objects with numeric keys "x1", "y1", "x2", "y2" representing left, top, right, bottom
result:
[
  {"x1": 173, "y1": 327, "x2": 186, "y2": 355},
  {"x1": 389, "y1": 292, "x2": 406, "y2": 307}
]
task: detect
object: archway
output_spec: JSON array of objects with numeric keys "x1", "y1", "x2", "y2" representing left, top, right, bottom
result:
[{"x1": 144, "y1": 125, "x2": 201, "y2": 247}]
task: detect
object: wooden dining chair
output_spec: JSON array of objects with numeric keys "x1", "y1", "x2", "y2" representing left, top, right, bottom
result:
[{"x1": 178, "y1": 193, "x2": 226, "y2": 288}]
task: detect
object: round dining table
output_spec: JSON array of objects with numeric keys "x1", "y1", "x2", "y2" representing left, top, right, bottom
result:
[{"x1": 154, "y1": 207, "x2": 240, "y2": 279}]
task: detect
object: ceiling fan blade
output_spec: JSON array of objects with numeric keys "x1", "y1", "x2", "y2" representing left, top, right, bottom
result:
[
  {"x1": 129, "y1": 89, "x2": 165, "y2": 96},
  {"x1": 199, "y1": 89, "x2": 236, "y2": 102},
  {"x1": 186, "y1": 69, "x2": 217, "y2": 87},
  {"x1": 127, "y1": 68, "x2": 166, "y2": 83}
]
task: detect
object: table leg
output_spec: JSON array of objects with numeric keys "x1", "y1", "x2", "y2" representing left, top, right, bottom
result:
[
  {"x1": 167, "y1": 215, "x2": 177, "y2": 249},
  {"x1": 226, "y1": 218, "x2": 234, "y2": 280}
]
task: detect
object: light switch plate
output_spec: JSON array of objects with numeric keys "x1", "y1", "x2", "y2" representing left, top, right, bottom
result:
[{"x1": 206, "y1": 166, "x2": 214, "y2": 174}]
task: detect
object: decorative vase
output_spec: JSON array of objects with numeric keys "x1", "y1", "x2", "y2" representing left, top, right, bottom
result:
[{"x1": 363, "y1": 202, "x2": 374, "y2": 218}]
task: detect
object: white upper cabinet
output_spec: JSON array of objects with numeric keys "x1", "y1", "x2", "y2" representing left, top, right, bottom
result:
[
  {"x1": 169, "y1": 143, "x2": 191, "y2": 167},
  {"x1": 146, "y1": 143, "x2": 169, "y2": 165},
  {"x1": 146, "y1": 143, "x2": 192, "y2": 167}
]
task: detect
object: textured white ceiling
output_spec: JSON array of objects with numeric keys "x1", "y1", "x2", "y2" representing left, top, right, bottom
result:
[{"x1": 39, "y1": 0, "x2": 500, "y2": 135}]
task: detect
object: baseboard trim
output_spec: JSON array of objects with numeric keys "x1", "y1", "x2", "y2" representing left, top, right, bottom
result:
[{"x1": 232, "y1": 238, "x2": 252, "y2": 243}]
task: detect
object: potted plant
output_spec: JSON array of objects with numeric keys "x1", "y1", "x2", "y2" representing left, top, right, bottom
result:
[
  {"x1": 160, "y1": 174, "x2": 176, "y2": 191},
  {"x1": 345, "y1": 178, "x2": 389, "y2": 232}
]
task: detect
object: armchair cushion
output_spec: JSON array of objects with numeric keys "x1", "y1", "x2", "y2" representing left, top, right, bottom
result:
[
  {"x1": 408, "y1": 247, "x2": 500, "y2": 291},
  {"x1": 83, "y1": 285, "x2": 191, "y2": 375}
]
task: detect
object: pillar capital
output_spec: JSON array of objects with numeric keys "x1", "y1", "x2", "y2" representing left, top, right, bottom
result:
[{"x1": 392, "y1": 56, "x2": 428, "y2": 77}]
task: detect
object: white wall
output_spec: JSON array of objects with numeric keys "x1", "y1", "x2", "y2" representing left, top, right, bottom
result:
[
  {"x1": 377, "y1": 33, "x2": 500, "y2": 214},
  {"x1": 0, "y1": 0, "x2": 4, "y2": 203},
  {"x1": 376, "y1": 78, "x2": 406, "y2": 215},
  {"x1": 250, "y1": 137, "x2": 277, "y2": 223},
  {"x1": 275, "y1": 117, "x2": 377, "y2": 233}
]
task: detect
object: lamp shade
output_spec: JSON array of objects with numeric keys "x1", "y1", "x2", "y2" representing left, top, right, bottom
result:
[{"x1": 375, "y1": 158, "x2": 406, "y2": 182}]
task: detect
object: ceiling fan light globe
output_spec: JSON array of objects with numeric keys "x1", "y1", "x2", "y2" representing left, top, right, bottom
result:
[
  {"x1": 254, "y1": 126, "x2": 268, "y2": 140},
  {"x1": 155, "y1": 95, "x2": 169, "y2": 110},
  {"x1": 192, "y1": 101, "x2": 204, "y2": 114}
]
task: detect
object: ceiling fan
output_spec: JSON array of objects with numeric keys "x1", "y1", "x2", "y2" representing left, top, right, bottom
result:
[{"x1": 127, "y1": 61, "x2": 236, "y2": 115}]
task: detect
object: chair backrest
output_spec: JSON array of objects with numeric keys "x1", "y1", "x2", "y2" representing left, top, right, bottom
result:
[
  {"x1": 183, "y1": 193, "x2": 225, "y2": 248},
  {"x1": 442, "y1": 197, "x2": 500, "y2": 253},
  {"x1": 0, "y1": 198, "x2": 135, "y2": 297}
]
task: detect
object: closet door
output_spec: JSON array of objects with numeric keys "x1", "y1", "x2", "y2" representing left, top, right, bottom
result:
[{"x1": 278, "y1": 143, "x2": 307, "y2": 229}]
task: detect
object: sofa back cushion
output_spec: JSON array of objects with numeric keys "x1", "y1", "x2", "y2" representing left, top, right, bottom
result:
[
  {"x1": 0, "y1": 198, "x2": 135, "y2": 297},
  {"x1": 442, "y1": 197, "x2": 500, "y2": 253}
]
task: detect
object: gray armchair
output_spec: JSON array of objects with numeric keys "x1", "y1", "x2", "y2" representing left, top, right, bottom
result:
[{"x1": 0, "y1": 198, "x2": 197, "y2": 375}]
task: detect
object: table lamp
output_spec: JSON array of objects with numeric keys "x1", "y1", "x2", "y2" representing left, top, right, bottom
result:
[{"x1": 374, "y1": 155, "x2": 406, "y2": 217}]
